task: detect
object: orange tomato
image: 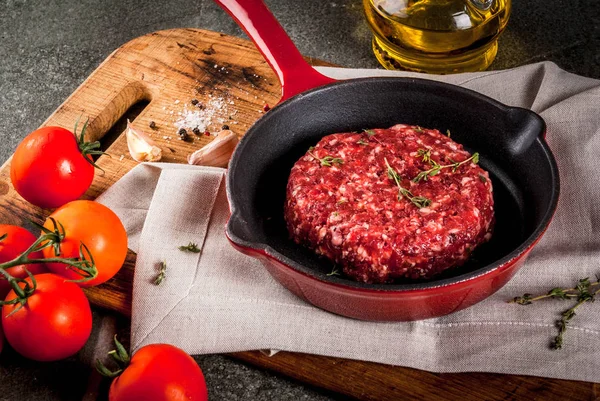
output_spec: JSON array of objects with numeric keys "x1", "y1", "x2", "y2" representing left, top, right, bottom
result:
[{"x1": 42, "y1": 200, "x2": 128, "y2": 287}]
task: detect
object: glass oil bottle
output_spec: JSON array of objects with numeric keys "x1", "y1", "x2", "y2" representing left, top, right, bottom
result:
[{"x1": 363, "y1": 0, "x2": 511, "y2": 74}]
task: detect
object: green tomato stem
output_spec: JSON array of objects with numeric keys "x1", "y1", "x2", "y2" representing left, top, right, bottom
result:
[{"x1": 0, "y1": 223, "x2": 99, "y2": 308}]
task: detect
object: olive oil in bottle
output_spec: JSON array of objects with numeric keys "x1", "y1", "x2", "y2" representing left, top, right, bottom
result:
[{"x1": 363, "y1": 0, "x2": 511, "y2": 74}]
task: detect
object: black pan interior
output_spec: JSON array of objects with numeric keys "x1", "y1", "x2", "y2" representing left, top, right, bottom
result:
[{"x1": 227, "y1": 77, "x2": 559, "y2": 290}]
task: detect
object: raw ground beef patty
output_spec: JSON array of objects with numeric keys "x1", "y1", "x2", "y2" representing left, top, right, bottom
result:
[{"x1": 284, "y1": 124, "x2": 494, "y2": 283}]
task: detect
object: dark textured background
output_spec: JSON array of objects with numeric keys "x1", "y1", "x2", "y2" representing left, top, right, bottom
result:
[{"x1": 0, "y1": 0, "x2": 598, "y2": 399}]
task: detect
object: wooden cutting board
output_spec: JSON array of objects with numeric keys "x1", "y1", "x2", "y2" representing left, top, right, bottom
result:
[{"x1": 0, "y1": 28, "x2": 595, "y2": 400}]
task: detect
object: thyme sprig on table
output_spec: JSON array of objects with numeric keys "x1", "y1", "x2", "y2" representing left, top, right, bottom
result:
[
  {"x1": 308, "y1": 147, "x2": 343, "y2": 167},
  {"x1": 413, "y1": 149, "x2": 480, "y2": 182},
  {"x1": 384, "y1": 158, "x2": 431, "y2": 208},
  {"x1": 509, "y1": 276, "x2": 600, "y2": 349}
]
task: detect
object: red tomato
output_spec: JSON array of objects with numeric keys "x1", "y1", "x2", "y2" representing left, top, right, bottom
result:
[
  {"x1": 2, "y1": 273, "x2": 92, "y2": 361},
  {"x1": 0, "y1": 224, "x2": 44, "y2": 262},
  {"x1": 42, "y1": 200, "x2": 128, "y2": 287},
  {"x1": 10, "y1": 126, "x2": 95, "y2": 208},
  {"x1": 109, "y1": 344, "x2": 208, "y2": 401},
  {"x1": 0, "y1": 225, "x2": 47, "y2": 299},
  {"x1": 0, "y1": 265, "x2": 49, "y2": 300}
]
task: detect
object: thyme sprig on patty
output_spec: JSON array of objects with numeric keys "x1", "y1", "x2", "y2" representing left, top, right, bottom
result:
[
  {"x1": 413, "y1": 149, "x2": 480, "y2": 182},
  {"x1": 384, "y1": 158, "x2": 431, "y2": 208}
]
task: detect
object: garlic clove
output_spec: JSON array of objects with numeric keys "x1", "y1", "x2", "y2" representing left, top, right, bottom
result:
[
  {"x1": 126, "y1": 120, "x2": 162, "y2": 162},
  {"x1": 187, "y1": 130, "x2": 239, "y2": 168}
]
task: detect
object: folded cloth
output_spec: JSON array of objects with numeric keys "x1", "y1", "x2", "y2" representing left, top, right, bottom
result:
[{"x1": 97, "y1": 61, "x2": 600, "y2": 383}]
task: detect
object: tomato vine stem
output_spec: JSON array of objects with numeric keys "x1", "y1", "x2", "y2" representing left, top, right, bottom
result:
[
  {"x1": 96, "y1": 336, "x2": 130, "y2": 378},
  {"x1": 74, "y1": 116, "x2": 110, "y2": 172},
  {"x1": 0, "y1": 220, "x2": 99, "y2": 312}
]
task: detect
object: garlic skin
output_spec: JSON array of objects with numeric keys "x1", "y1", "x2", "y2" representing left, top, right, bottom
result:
[
  {"x1": 188, "y1": 130, "x2": 239, "y2": 168},
  {"x1": 126, "y1": 121, "x2": 162, "y2": 162}
]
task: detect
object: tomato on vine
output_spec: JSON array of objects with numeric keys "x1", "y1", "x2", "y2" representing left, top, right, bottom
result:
[
  {"x1": 10, "y1": 119, "x2": 105, "y2": 209},
  {"x1": 2, "y1": 273, "x2": 92, "y2": 361},
  {"x1": 0, "y1": 225, "x2": 43, "y2": 262},
  {"x1": 0, "y1": 225, "x2": 47, "y2": 299},
  {"x1": 97, "y1": 338, "x2": 208, "y2": 401},
  {"x1": 0, "y1": 323, "x2": 4, "y2": 354},
  {"x1": 42, "y1": 200, "x2": 128, "y2": 287}
]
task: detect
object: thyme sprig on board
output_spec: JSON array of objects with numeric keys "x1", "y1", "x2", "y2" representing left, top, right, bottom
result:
[
  {"x1": 308, "y1": 147, "x2": 344, "y2": 167},
  {"x1": 509, "y1": 277, "x2": 600, "y2": 349},
  {"x1": 413, "y1": 149, "x2": 480, "y2": 182},
  {"x1": 384, "y1": 158, "x2": 431, "y2": 208}
]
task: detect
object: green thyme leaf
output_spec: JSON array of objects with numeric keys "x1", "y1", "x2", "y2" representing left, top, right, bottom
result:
[
  {"x1": 410, "y1": 196, "x2": 431, "y2": 208},
  {"x1": 320, "y1": 156, "x2": 344, "y2": 167},
  {"x1": 384, "y1": 158, "x2": 431, "y2": 209},
  {"x1": 412, "y1": 152, "x2": 480, "y2": 182},
  {"x1": 178, "y1": 242, "x2": 201, "y2": 253},
  {"x1": 153, "y1": 261, "x2": 167, "y2": 285},
  {"x1": 512, "y1": 293, "x2": 533, "y2": 305},
  {"x1": 510, "y1": 276, "x2": 600, "y2": 349},
  {"x1": 308, "y1": 148, "x2": 344, "y2": 167},
  {"x1": 548, "y1": 287, "x2": 569, "y2": 300},
  {"x1": 417, "y1": 148, "x2": 432, "y2": 163}
]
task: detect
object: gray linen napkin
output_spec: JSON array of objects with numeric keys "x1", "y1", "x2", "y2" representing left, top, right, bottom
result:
[{"x1": 97, "y1": 61, "x2": 600, "y2": 383}]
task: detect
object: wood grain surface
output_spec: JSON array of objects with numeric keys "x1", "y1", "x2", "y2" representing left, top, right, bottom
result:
[{"x1": 0, "y1": 28, "x2": 596, "y2": 400}]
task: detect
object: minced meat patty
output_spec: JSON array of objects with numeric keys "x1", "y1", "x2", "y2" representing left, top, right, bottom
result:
[{"x1": 284, "y1": 124, "x2": 494, "y2": 283}]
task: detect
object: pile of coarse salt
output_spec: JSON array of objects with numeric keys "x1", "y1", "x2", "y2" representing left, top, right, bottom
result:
[{"x1": 173, "y1": 97, "x2": 227, "y2": 135}]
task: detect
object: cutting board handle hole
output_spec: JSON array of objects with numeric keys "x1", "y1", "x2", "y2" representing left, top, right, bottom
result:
[{"x1": 98, "y1": 99, "x2": 151, "y2": 156}]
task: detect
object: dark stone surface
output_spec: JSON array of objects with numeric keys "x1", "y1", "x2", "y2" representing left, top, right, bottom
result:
[{"x1": 0, "y1": 0, "x2": 598, "y2": 400}]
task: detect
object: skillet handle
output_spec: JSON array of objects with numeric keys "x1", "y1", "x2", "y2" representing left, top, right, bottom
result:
[{"x1": 213, "y1": 0, "x2": 336, "y2": 102}]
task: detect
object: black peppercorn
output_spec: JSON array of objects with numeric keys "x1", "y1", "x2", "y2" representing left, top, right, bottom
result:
[
  {"x1": 191, "y1": 99, "x2": 199, "y2": 106},
  {"x1": 178, "y1": 128, "x2": 190, "y2": 141},
  {"x1": 192, "y1": 127, "x2": 201, "y2": 136},
  {"x1": 149, "y1": 121, "x2": 156, "y2": 129},
  {"x1": 221, "y1": 124, "x2": 230, "y2": 130}
]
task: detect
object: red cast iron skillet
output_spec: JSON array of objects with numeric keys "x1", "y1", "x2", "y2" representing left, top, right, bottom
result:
[{"x1": 215, "y1": 0, "x2": 560, "y2": 321}]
